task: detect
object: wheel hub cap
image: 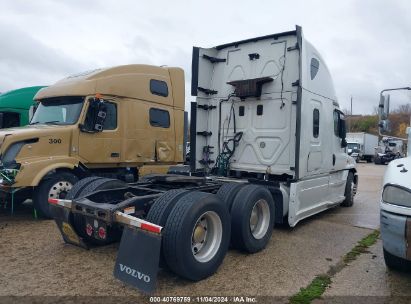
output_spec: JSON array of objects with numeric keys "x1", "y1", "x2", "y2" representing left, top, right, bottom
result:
[
  {"x1": 48, "y1": 181, "x2": 73, "y2": 199},
  {"x1": 249, "y1": 199, "x2": 270, "y2": 240},
  {"x1": 191, "y1": 211, "x2": 223, "y2": 263}
]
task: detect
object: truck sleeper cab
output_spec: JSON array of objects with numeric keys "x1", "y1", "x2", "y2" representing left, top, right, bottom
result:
[
  {"x1": 191, "y1": 25, "x2": 357, "y2": 226},
  {"x1": 0, "y1": 86, "x2": 45, "y2": 129},
  {"x1": 49, "y1": 26, "x2": 358, "y2": 293},
  {"x1": 0, "y1": 65, "x2": 185, "y2": 217}
]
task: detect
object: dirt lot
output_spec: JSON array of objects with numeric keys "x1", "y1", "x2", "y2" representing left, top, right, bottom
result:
[{"x1": 1, "y1": 163, "x2": 410, "y2": 302}]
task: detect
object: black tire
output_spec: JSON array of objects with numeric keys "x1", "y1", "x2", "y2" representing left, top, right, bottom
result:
[
  {"x1": 146, "y1": 189, "x2": 190, "y2": 228},
  {"x1": 66, "y1": 177, "x2": 104, "y2": 199},
  {"x1": 163, "y1": 191, "x2": 230, "y2": 281},
  {"x1": 383, "y1": 248, "x2": 411, "y2": 271},
  {"x1": 138, "y1": 174, "x2": 158, "y2": 183},
  {"x1": 71, "y1": 178, "x2": 126, "y2": 245},
  {"x1": 341, "y1": 172, "x2": 354, "y2": 207},
  {"x1": 231, "y1": 184, "x2": 275, "y2": 253},
  {"x1": 78, "y1": 178, "x2": 126, "y2": 198},
  {"x1": 216, "y1": 183, "x2": 246, "y2": 211},
  {"x1": 146, "y1": 189, "x2": 190, "y2": 266},
  {"x1": 33, "y1": 171, "x2": 79, "y2": 218}
]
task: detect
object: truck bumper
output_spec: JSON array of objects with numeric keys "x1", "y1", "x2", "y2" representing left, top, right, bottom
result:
[{"x1": 380, "y1": 210, "x2": 411, "y2": 261}]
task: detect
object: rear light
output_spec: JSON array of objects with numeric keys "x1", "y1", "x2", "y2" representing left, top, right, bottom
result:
[
  {"x1": 48, "y1": 198, "x2": 59, "y2": 205},
  {"x1": 141, "y1": 223, "x2": 162, "y2": 234},
  {"x1": 98, "y1": 227, "x2": 106, "y2": 239},
  {"x1": 86, "y1": 224, "x2": 93, "y2": 236}
]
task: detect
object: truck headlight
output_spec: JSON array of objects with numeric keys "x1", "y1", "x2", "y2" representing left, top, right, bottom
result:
[{"x1": 382, "y1": 185, "x2": 411, "y2": 208}]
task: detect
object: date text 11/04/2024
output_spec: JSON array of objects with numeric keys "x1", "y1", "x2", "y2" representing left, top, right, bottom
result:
[{"x1": 149, "y1": 296, "x2": 257, "y2": 303}]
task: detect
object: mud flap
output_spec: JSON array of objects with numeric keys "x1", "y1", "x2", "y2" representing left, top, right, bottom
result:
[
  {"x1": 114, "y1": 226, "x2": 161, "y2": 293},
  {"x1": 50, "y1": 205, "x2": 89, "y2": 249}
]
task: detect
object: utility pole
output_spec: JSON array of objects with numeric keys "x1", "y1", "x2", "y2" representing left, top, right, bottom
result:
[
  {"x1": 349, "y1": 96, "x2": 353, "y2": 132},
  {"x1": 350, "y1": 96, "x2": 353, "y2": 116}
]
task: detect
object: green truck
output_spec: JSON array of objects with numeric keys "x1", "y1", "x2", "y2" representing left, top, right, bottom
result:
[{"x1": 0, "y1": 86, "x2": 46, "y2": 128}]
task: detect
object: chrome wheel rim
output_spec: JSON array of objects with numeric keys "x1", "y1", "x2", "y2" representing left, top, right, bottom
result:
[
  {"x1": 249, "y1": 199, "x2": 270, "y2": 239},
  {"x1": 48, "y1": 181, "x2": 73, "y2": 199},
  {"x1": 191, "y1": 211, "x2": 222, "y2": 263}
]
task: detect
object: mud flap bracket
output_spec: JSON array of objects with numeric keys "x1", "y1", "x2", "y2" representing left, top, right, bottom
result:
[{"x1": 50, "y1": 204, "x2": 89, "y2": 249}]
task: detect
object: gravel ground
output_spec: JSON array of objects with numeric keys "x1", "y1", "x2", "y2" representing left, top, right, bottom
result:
[{"x1": 0, "y1": 164, "x2": 397, "y2": 302}]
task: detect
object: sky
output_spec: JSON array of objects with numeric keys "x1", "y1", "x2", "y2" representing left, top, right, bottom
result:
[{"x1": 1, "y1": 0, "x2": 411, "y2": 115}]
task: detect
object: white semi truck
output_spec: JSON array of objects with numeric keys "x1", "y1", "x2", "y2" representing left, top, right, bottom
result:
[
  {"x1": 346, "y1": 132, "x2": 378, "y2": 162},
  {"x1": 49, "y1": 26, "x2": 358, "y2": 293}
]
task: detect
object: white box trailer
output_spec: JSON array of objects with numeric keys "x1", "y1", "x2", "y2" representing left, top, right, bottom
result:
[
  {"x1": 346, "y1": 132, "x2": 378, "y2": 162},
  {"x1": 49, "y1": 26, "x2": 358, "y2": 293}
]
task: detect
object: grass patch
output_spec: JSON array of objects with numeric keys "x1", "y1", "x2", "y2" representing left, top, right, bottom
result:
[
  {"x1": 289, "y1": 230, "x2": 380, "y2": 304},
  {"x1": 343, "y1": 230, "x2": 380, "y2": 264},
  {"x1": 289, "y1": 274, "x2": 331, "y2": 304}
]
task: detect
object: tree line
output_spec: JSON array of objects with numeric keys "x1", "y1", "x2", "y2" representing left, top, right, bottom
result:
[{"x1": 345, "y1": 104, "x2": 411, "y2": 138}]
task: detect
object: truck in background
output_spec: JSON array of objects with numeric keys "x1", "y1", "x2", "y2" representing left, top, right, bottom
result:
[
  {"x1": 346, "y1": 132, "x2": 378, "y2": 162},
  {"x1": 0, "y1": 65, "x2": 185, "y2": 217},
  {"x1": 374, "y1": 136, "x2": 404, "y2": 165},
  {"x1": 0, "y1": 86, "x2": 46, "y2": 128},
  {"x1": 378, "y1": 89, "x2": 411, "y2": 270},
  {"x1": 48, "y1": 26, "x2": 358, "y2": 293}
]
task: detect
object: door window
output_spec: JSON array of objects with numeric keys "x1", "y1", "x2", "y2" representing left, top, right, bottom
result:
[
  {"x1": 103, "y1": 102, "x2": 117, "y2": 130},
  {"x1": 333, "y1": 111, "x2": 340, "y2": 136}
]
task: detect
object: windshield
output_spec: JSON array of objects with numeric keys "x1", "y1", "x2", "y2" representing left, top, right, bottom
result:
[
  {"x1": 347, "y1": 143, "x2": 359, "y2": 150},
  {"x1": 31, "y1": 96, "x2": 84, "y2": 125}
]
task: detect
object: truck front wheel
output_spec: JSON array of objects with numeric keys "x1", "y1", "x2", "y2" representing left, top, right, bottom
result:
[
  {"x1": 341, "y1": 172, "x2": 355, "y2": 207},
  {"x1": 33, "y1": 171, "x2": 78, "y2": 218}
]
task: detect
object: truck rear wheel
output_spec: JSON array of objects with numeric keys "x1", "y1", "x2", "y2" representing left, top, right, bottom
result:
[
  {"x1": 163, "y1": 191, "x2": 230, "y2": 281},
  {"x1": 216, "y1": 183, "x2": 246, "y2": 211},
  {"x1": 146, "y1": 189, "x2": 190, "y2": 266},
  {"x1": 71, "y1": 178, "x2": 126, "y2": 245},
  {"x1": 231, "y1": 184, "x2": 275, "y2": 253},
  {"x1": 33, "y1": 171, "x2": 78, "y2": 219},
  {"x1": 146, "y1": 189, "x2": 190, "y2": 228},
  {"x1": 66, "y1": 176, "x2": 103, "y2": 200},
  {"x1": 341, "y1": 172, "x2": 355, "y2": 207}
]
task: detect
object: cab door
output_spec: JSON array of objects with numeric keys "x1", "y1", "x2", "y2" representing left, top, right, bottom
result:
[
  {"x1": 78, "y1": 101, "x2": 122, "y2": 164},
  {"x1": 328, "y1": 109, "x2": 348, "y2": 199}
]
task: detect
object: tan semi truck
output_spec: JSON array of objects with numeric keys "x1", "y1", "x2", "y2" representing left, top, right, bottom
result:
[{"x1": 0, "y1": 65, "x2": 186, "y2": 217}]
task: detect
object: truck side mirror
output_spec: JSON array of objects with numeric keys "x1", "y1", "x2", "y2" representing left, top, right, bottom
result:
[
  {"x1": 339, "y1": 118, "x2": 347, "y2": 148},
  {"x1": 94, "y1": 104, "x2": 107, "y2": 132},
  {"x1": 378, "y1": 119, "x2": 391, "y2": 133},
  {"x1": 0, "y1": 112, "x2": 3, "y2": 128},
  {"x1": 80, "y1": 98, "x2": 107, "y2": 133},
  {"x1": 378, "y1": 93, "x2": 390, "y2": 120}
]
